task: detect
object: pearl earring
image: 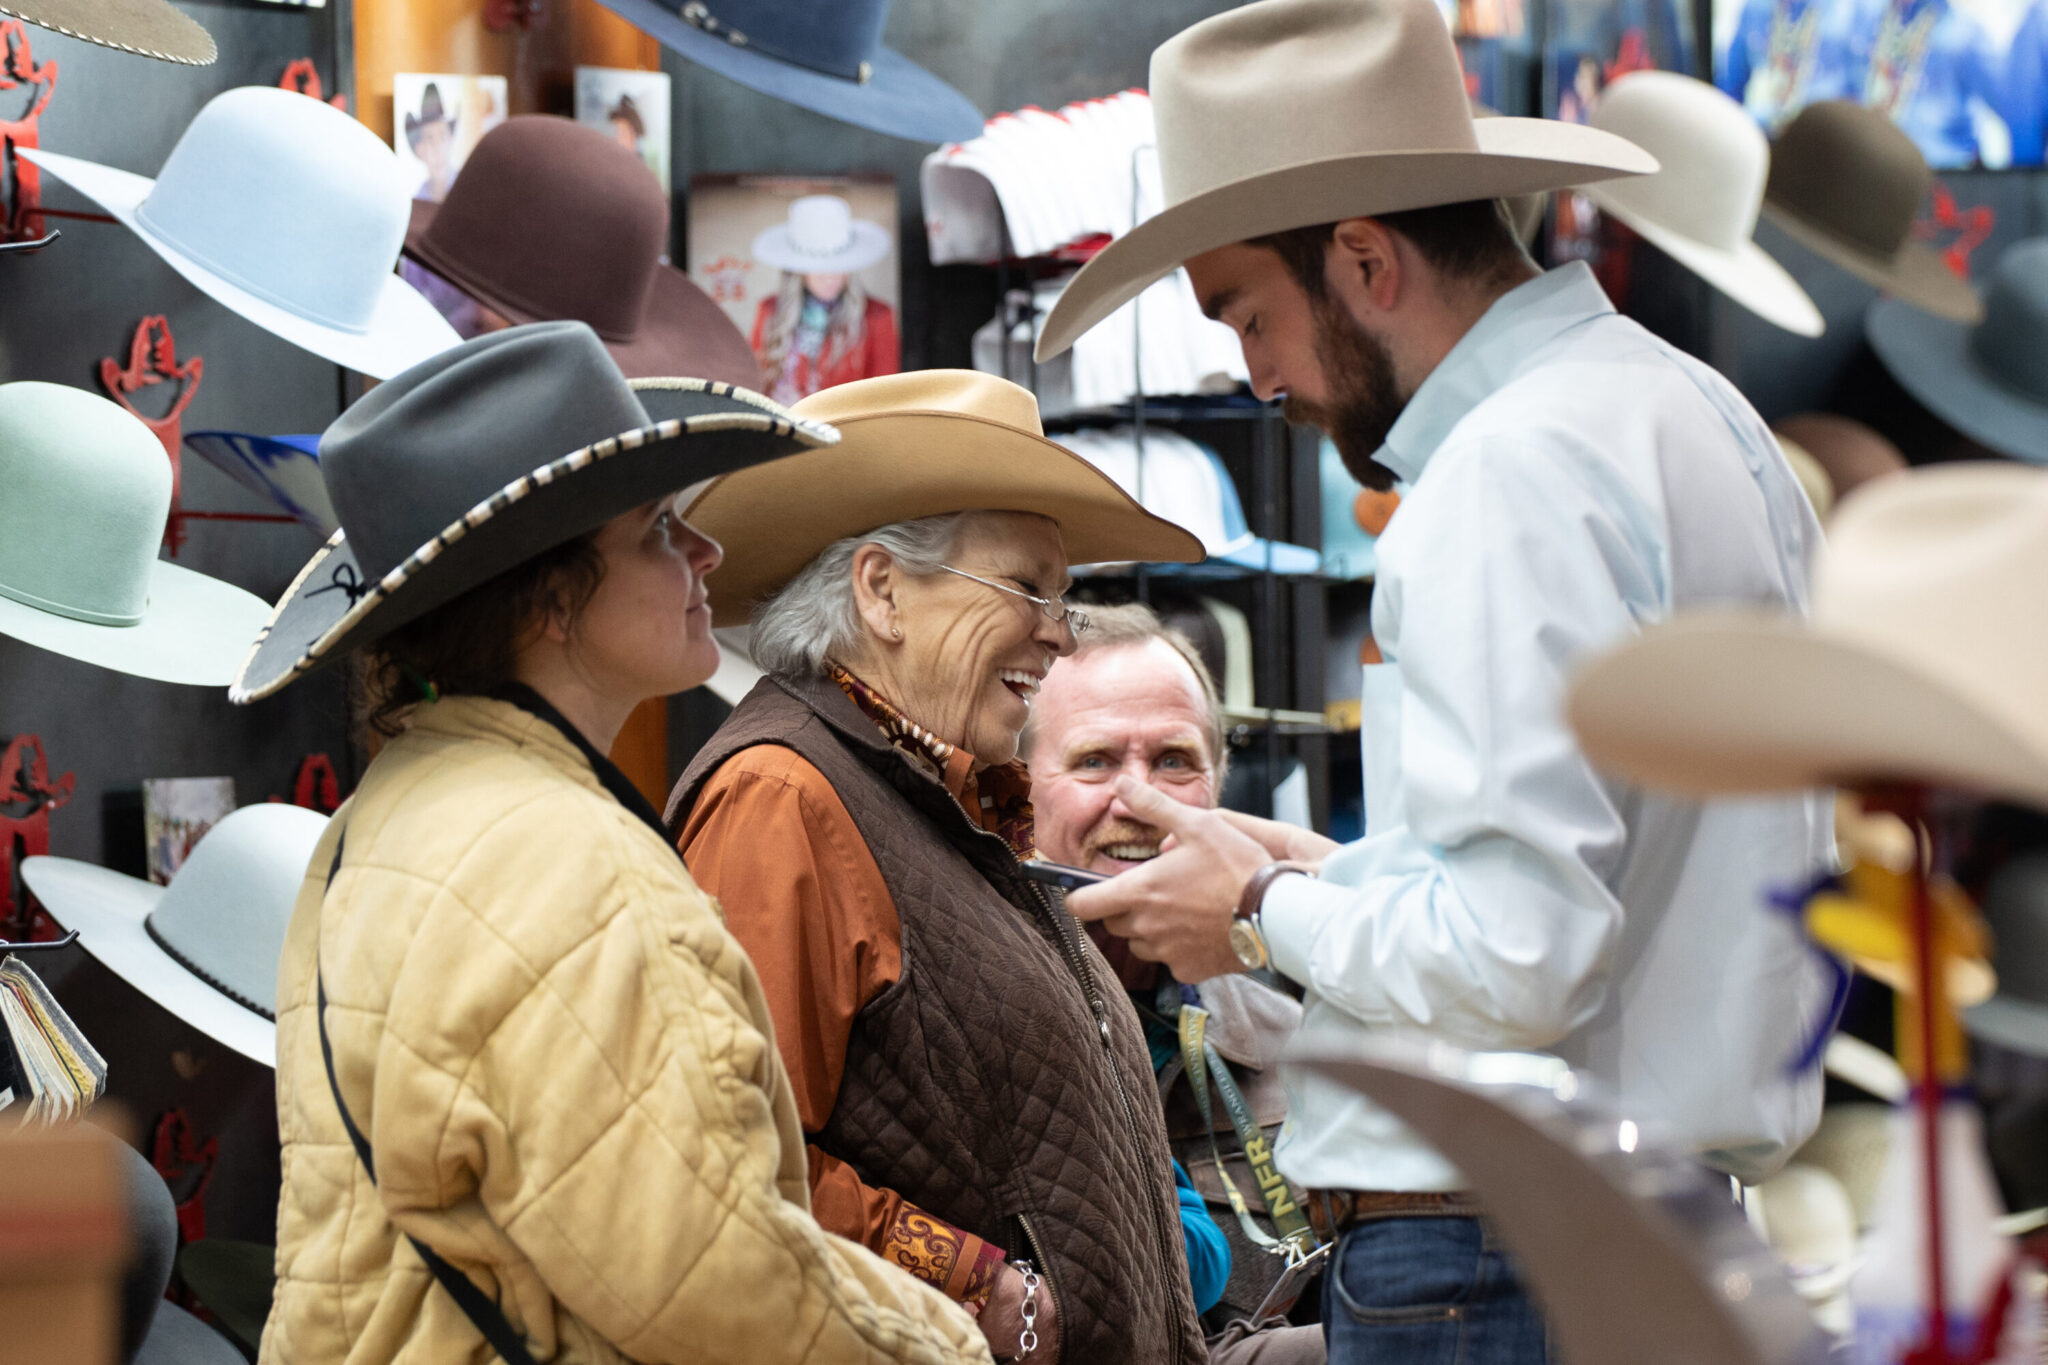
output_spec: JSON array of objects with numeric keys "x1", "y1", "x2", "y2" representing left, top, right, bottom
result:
[{"x1": 891, "y1": 625, "x2": 903, "y2": 641}]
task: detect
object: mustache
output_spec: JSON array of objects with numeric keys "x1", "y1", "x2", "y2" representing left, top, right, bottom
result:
[{"x1": 1085, "y1": 820, "x2": 1165, "y2": 852}]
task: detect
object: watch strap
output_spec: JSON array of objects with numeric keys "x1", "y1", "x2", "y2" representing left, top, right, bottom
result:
[{"x1": 1236, "y1": 860, "x2": 1314, "y2": 923}]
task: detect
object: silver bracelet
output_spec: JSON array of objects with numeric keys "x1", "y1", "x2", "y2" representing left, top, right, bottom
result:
[{"x1": 1016, "y1": 1261, "x2": 1041, "y2": 1358}]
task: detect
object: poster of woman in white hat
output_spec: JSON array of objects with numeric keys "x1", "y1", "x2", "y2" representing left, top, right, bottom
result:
[
  {"x1": 392, "y1": 73, "x2": 506, "y2": 203},
  {"x1": 687, "y1": 174, "x2": 900, "y2": 404}
]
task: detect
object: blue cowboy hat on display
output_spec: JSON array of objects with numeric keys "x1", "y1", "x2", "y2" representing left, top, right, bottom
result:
[{"x1": 592, "y1": 0, "x2": 983, "y2": 144}]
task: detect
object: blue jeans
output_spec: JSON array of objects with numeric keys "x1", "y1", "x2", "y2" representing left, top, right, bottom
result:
[{"x1": 1323, "y1": 1214, "x2": 1551, "y2": 1365}]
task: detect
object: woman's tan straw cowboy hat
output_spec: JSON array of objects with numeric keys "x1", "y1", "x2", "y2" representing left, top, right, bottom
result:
[
  {"x1": 1566, "y1": 463, "x2": 2048, "y2": 812},
  {"x1": 675, "y1": 370, "x2": 1206, "y2": 627},
  {"x1": 1035, "y1": 0, "x2": 1656, "y2": 360}
]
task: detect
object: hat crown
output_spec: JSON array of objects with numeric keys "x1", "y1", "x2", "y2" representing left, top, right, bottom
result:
[
  {"x1": 1981, "y1": 854, "x2": 2048, "y2": 1007},
  {"x1": 791, "y1": 368, "x2": 1045, "y2": 436},
  {"x1": 665, "y1": 0, "x2": 890, "y2": 81},
  {"x1": 148, "y1": 803, "x2": 329, "y2": 1018},
  {"x1": 1766, "y1": 101, "x2": 1927, "y2": 258},
  {"x1": 1970, "y1": 238, "x2": 2048, "y2": 405},
  {"x1": 787, "y1": 195, "x2": 856, "y2": 258},
  {"x1": 135, "y1": 87, "x2": 411, "y2": 335},
  {"x1": 1815, "y1": 464, "x2": 2048, "y2": 743},
  {"x1": 321, "y1": 322, "x2": 654, "y2": 584},
  {"x1": 420, "y1": 117, "x2": 666, "y2": 342},
  {"x1": 1589, "y1": 72, "x2": 1766, "y2": 252},
  {"x1": 0, "y1": 383, "x2": 170, "y2": 627},
  {"x1": 1151, "y1": 0, "x2": 1478, "y2": 209}
]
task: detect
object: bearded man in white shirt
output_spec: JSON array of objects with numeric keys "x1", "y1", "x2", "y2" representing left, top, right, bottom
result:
[{"x1": 1035, "y1": 0, "x2": 1837, "y2": 1361}]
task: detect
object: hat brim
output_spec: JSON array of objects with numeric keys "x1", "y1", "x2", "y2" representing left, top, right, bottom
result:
[
  {"x1": 587, "y1": 0, "x2": 982, "y2": 145},
  {"x1": 682, "y1": 411, "x2": 1208, "y2": 627},
  {"x1": 752, "y1": 219, "x2": 893, "y2": 276},
  {"x1": 0, "y1": 558, "x2": 271, "y2": 687},
  {"x1": 1037, "y1": 118, "x2": 1658, "y2": 360},
  {"x1": 1865, "y1": 298, "x2": 2048, "y2": 464},
  {"x1": 404, "y1": 201, "x2": 762, "y2": 387},
  {"x1": 19, "y1": 858, "x2": 274, "y2": 1066},
  {"x1": 232, "y1": 390, "x2": 838, "y2": 703},
  {"x1": 0, "y1": 0, "x2": 214, "y2": 65},
  {"x1": 182, "y1": 432, "x2": 337, "y2": 535},
  {"x1": 1567, "y1": 611, "x2": 2048, "y2": 811},
  {"x1": 1585, "y1": 191, "x2": 1824, "y2": 337},
  {"x1": 25, "y1": 149, "x2": 460, "y2": 381},
  {"x1": 1965, "y1": 992, "x2": 2048, "y2": 1058},
  {"x1": 1761, "y1": 200, "x2": 1983, "y2": 325},
  {"x1": 135, "y1": 1300, "x2": 245, "y2": 1365}
]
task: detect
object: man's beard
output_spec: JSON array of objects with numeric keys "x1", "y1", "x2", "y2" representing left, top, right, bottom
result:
[{"x1": 1281, "y1": 294, "x2": 1405, "y2": 492}]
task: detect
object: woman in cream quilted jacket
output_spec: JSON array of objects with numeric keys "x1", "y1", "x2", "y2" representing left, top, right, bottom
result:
[{"x1": 235, "y1": 323, "x2": 992, "y2": 1365}]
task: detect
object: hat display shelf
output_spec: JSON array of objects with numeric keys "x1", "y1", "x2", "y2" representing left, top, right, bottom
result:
[{"x1": 962, "y1": 140, "x2": 1336, "y2": 826}]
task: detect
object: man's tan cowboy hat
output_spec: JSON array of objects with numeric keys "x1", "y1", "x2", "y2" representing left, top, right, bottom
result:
[
  {"x1": 1581, "y1": 72, "x2": 1823, "y2": 338},
  {"x1": 1034, "y1": 0, "x2": 1655, "y2": 361},
  {"x1": 1566, "y1": 463, "x2": 2048, "y2": 812},
  {"x1": 1762, "y1": 101, "x2": 1983, "y2": 325},
  {"x1": 672, "y1": 370, "x2": 1206, "y2": 627}
]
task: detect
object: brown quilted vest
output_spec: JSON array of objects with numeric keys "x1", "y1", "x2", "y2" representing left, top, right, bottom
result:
[{"x1": 668, "y1": 675, "x2": 1207, "y2": 1365}]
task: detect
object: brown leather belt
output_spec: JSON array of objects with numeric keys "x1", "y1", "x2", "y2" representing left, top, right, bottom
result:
[{"x1": 1305, "y1": 1188, "x2": 1480, "y2": 1241}]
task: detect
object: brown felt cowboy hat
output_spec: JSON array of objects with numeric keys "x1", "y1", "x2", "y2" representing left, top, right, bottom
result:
[
  {"x1": 403, "y1": 116, "x2": 760, "y2": 386},
  {"x1": 1762, "y1": 101, "x2": 1983, "y2": 324},
  {"x1": 673, "y1": 370, "x2": 1205, "y2": 627},
  {"x1": 1036, "y1": 0, "x2": 1655, "y2": 360}
]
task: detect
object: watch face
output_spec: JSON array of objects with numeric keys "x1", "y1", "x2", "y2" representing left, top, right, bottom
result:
[{"x1": 1229, "y1": 918, "x2": 1267, "y2": 971}]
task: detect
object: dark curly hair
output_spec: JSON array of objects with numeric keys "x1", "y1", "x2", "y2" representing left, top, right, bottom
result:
[{"x1": 358, "y1": 532, "x2": 607, "y2": 737}]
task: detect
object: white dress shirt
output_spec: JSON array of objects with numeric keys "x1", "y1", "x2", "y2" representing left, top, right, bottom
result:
[{"x1": 1263, "y1": 264, "x2": 1835, "y2": 1192}]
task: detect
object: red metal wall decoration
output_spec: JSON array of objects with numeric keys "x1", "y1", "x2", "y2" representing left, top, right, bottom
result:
[
  {"x1": 0, "y1": 734, "x2": 75, "y2": 944},
  {"x1": 279, "y1": 57, "x2": 347, "y2": 111},
  {"x1": 1914, "y1": 182, "x2": 1994, "y2": 281},
  {"x1": 99, "y1": 315, "x2": 204, "y2": 552},
  {"x1": 0, "y1": 20, "x2": 54, "y2": 246}
]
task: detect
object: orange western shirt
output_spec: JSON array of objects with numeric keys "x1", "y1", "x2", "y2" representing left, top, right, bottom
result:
[{"x1": 676, "y1": 669, "x2": 1028, "y2": 1307}]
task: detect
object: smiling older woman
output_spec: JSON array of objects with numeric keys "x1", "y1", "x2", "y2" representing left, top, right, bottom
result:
[{"x1": 664, "y1": 372, "x2": 1207, "y2": 1365}]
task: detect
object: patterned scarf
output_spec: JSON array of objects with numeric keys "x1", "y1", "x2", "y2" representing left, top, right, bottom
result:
[{"x1": 829, "y1": 664, "x2": 1036, "y2": 859}]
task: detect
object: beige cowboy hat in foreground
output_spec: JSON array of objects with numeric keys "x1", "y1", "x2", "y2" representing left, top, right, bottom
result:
[
  {"x1": 1034, "y1": 0, "x2": 1657, "y2": 360},
  {"x1": 1567, "y1": 462, "x2": 2048, "y2": 811}
]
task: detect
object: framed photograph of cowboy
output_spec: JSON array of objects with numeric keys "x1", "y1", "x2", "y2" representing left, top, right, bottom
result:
[
  {"x1": 574, "y1": 66, "x2": 672, "y2": 194},
  {"x1": 685, "y1": 173, "x2": 901, "y2": 406},
  {"x1": 390, "y1": 74, "x2": 508, "y2": 204},
  {"x1": 1710, "y1": 0, "x2": 2041, "y2": 166}
]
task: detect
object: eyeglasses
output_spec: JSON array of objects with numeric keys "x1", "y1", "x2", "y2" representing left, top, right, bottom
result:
[{"x1": 937, "y1": 565, "x2": 1091, "y2": 636}]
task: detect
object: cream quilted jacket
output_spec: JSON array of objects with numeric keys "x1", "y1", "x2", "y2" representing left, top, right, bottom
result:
[{"x1": 261, "y1": 694, "x2": 991, "y2": 1365}]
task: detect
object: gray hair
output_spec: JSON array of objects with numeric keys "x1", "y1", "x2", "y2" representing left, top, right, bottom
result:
[
  {"x1": 1020, "y1": 601, "x2": 1229, "y2": 790},
  {"x1": 749, "y1": 512, "x2": 973, "y2": 680}
]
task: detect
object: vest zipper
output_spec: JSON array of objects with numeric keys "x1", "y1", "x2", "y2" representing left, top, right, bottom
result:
[{"x1": 1021, "y1": 876, "x2": 1186, "y2": 1365}]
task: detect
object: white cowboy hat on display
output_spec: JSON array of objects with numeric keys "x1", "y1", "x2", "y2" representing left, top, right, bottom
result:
[
  {"x1": 1581, "y1": 72, "x2": 1823, "y2": 338},
  {"x1": 0, "y1": 382, "x2": 269, "y2": 686},
  {"x1": 752, "y1": 195, "x2": 891, "y2": 276},
  {"x1": 23, "y1": 803, "x2": 331, "y2": 1067},
  {"x1": 24, "y1": 87, "x2": 460, "y2": 380},
  {"x1": 1567, "y1": 463, "x2": 2048, "y2": 812},
  {"x1": 1035, "y1": 0, "x2": 1656, "y2": 360}
]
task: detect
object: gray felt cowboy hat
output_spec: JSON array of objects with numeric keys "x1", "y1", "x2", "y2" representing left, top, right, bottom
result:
[
  {"x1": 1866, "y1": 237, "x2": 2048, "y2": 465},
  {"x1": 0, "y1": 0, "x2": 214, "y2": 64},
  {"x1": 1036, "y1": 0, "x2": 1656, "y2": 360},
  {"x1": 229, "y1": 321, "x2": 837, "y2": 703},
  {"x1": 1762, "y1": 100, "x2": 1983, "y2": 324}
]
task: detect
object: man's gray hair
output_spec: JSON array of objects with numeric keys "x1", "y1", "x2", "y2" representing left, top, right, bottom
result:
[
  {"x1": 1021, "y1": 601, "x2": 1229, "y2": 788},
  {"x1": 749, "y1": 512, "x2": 972, "y2": 680}
]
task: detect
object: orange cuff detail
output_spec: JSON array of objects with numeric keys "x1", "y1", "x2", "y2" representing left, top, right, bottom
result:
[{"x1": 880, "y1": 1205, "x2": 1006, "y2": 1303}]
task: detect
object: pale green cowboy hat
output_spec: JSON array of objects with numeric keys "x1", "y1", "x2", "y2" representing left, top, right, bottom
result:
[{"x1": 0, "y1": 382, "x2": 270, "y2": 685}]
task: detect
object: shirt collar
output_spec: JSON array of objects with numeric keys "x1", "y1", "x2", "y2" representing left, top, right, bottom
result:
[{"x1": 1378, "y1": 263, "x2": 1615, "y2": 487}]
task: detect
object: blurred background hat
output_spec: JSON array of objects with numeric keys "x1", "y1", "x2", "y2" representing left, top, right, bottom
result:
[
  {"x1": 181, "y1": 432, "x2": 336, "y2": 536},
  {"x1": 0, "y1": 0, "x2": 213, "y2": 63},
  {"x1": 752, "y1": 195, "x2": 891, "y2": 276}
]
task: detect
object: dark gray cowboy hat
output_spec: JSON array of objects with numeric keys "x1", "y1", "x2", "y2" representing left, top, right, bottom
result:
[
  {"x1": 1762, "y1": 100, "x2": 1983, "y2": 324},
  {"x1": 229, "y1": 320, "x2": 837, "y2": 703},
  {"x1": 1966, "y1": 852, "x2": 2048, "y2": 1058},
  {"x1": 590, "y1": 0, "x2": 982, "y2": 144},
  {"x1": 1866, "y1": 237, "x2": 2048, "y2": 465}
]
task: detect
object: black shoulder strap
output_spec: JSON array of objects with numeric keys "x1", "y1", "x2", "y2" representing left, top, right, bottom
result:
[{"x1": 315, "y1": 835, "x2": 539, "y2": 1365}]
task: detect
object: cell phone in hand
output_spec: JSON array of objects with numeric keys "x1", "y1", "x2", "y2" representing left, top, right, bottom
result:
[{"x1": 1021, "y1": 860, "x2": 1112, "y2": 891}]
